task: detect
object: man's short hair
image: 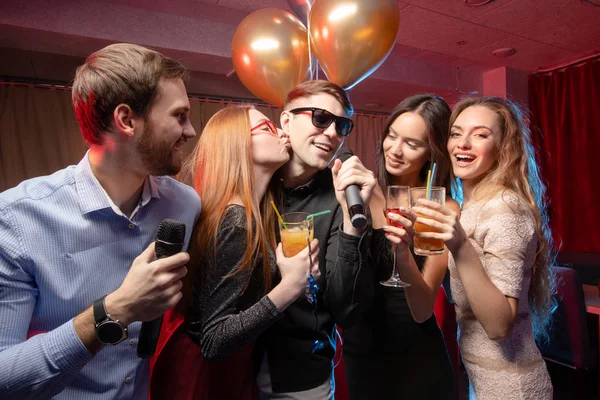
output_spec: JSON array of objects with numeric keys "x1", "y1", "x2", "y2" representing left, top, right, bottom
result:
[
  {"x1": 72, "y1": 43, "x2": 188, "y2": 145},
  {"x1": 284, "y1": 80, "x2": 354, "y2": 117}
]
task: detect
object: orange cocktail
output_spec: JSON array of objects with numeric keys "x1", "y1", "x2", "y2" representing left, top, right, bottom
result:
[
  {"x1": 414, "y1": 216, "x2": 444, "y2": 255},
  {"x1": 279, "y1": 212, "x2": 314, "y2": 257},
  {"x1": 410, "y1": 187, "x2": 445, "y2": 256}
]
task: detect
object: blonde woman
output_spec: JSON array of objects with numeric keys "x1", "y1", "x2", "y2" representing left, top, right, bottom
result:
[{"x1": 414, "y1": 97, "x2": 556, "y2": 399}]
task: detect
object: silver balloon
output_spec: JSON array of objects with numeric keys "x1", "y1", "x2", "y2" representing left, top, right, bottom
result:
[{"x1": 287, "y1": 0, "x2": 314, "y2": 27}]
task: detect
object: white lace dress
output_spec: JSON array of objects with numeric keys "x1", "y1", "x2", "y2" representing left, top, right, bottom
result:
[{"x1": 449, "y1": 193, "x2": 552, "y2": 400}]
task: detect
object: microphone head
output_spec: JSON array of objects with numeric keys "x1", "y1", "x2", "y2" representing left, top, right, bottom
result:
[
  {"x1": 336, "y1": 148, "x2": 354, "y2": 163},
  {"x1": 351, "y1": 213, "x2": 368, "y2": 229},
  {"x1": 155, "y1": 219, "x2": 186, "y2": 244}
]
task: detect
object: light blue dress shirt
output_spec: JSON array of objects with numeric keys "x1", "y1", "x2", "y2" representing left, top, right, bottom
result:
[{"x1": 0, "y1": 153, "x2": 201, "y2": 399}]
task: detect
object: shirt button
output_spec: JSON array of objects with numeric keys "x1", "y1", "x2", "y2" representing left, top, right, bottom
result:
[
  {"x1": 129, "y1": 339, "x2": 136, "y2": 345},
  {"x1": 128, "y1": 223, "x2": 134, "y2": 229},
  {"x1": 125, "y1": 376, "x2": 133, "y2": 383}
]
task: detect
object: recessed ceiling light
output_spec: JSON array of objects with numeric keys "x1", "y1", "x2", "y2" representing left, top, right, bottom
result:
[
  {"x1": 364, "y1": 102, "x2": 383, "y2": 109},
  {"x1": 492, "y1": 47, "x2": 517, "y2": 58},
  {"x1": 464, "y1": 0, "x2": 494, "y2": 6},
  {"x1": 456, "y1": 40, "x2": 468, "y2": 46}
]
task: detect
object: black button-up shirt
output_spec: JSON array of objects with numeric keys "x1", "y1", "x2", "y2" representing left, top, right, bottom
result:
[{"x1": 261, "y1": 168, "x2": 374, "y2": 392}]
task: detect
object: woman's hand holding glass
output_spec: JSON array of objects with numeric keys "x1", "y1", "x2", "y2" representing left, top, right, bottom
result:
[
  {"x1": 275, "y1": 238, "x2": 320, "y2": 298},
  {"x1": 411, "y1": 199, "x2": 467, "y2": 255},
  {"x1": 383, "y1": 208, "x2": 416, "y2": 252},
  {"x1": 381, "y1": 185, "x2": 412, "y2": 287}
]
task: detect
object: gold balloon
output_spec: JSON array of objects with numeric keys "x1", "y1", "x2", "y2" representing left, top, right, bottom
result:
[
  {"x1": 309, "y1": 0, "x2": 400, "y2": 89},
  {"x1": 232, "y1": 8, "x2": 311, "y2": 107}
]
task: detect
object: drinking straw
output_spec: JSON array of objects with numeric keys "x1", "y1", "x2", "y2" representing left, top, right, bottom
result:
[
  {"x1": 270, "y1": 200, "x2": 286, "y2": 229},
  {"x1": 425, "y1": 168, "x2": 432, "y2": 200},
  {"x1": 306, "y1": 210, "x2": 332, "y2": 220},
  {"x1": 426, "y1": 162, "x2": 438, "y2": 200}
]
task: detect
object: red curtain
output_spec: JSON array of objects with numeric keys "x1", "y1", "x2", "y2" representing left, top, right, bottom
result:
[{"x1": 528, "y1": 58, "x2": 600, "y2": 253}]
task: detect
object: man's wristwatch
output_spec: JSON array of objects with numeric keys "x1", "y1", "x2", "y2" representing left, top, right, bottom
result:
[{"x1": 93, "y1": 295, "x2": 128, "y2": 345}]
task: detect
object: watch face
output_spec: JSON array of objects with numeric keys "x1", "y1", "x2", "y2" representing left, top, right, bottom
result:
[{"x1": 97, "y1": 322, "x2": 125, "y2": 344}]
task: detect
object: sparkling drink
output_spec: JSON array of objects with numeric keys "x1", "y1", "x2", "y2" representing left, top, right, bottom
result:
[
  {"x1": 280, "y1": 226, "x2": 314, "y2": 257},
  {"x1": 380, "y1": 185, "x2": 411, "y2": 288},
  {"x1": 279, "y1": 212, "x2": 315, "y2": 257},
  {"x1": 384, "y1": 207, "x2": 404, "y2": 229},
  {"x1": 410, "y1": 187, "x2": 445, "y2": 256},
  {"x1": 414, "y1": 215, "x2": 444, "y2": 254}
]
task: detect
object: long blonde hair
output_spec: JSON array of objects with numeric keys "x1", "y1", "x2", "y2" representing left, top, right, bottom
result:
[
  {"x1": 450, "y1": 97, "x2": 557, "y2": 341},
  {"x1": 180, "y1": 106, "x2": 277, "y2": 310}
]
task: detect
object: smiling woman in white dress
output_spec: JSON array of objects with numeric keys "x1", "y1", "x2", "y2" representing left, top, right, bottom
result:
[{"x1": 412, "y1": 97, "x2": 556, "y2": 400}]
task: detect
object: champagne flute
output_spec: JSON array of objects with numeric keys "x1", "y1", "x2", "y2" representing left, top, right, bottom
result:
[{"x1": 380, "y1": 185, "x2": 411, "y2": 288}]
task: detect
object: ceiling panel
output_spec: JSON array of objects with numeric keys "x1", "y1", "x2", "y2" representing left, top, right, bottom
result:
[
  {"x1": 217, "y1": 0, "x2": 287, "y2": 12},
  {"x1": 462, "y1": 35, "x2": 581, "y2": 71},
  {"x1": 391, "y1": 43, "x2": 493, "y2": 70},
  {"x1": 403, "y1": 0, "x2": 516, "y2": 21},
  {"x1": 102, "y1": 0, "x2": 248, "y2": 24},
  {"x1": 0, "y1": 25, "x2": 103, "y2": 58},
  {"x1": 0, "y1": 47, "x2": 83, "y2": 81},
  {"x1": 474, "y1": 0, "x2": 600, "y2": 53},
  {"x1": 396, "y1": 5, "x2": 508, "y2": 57},
  {"x1": 161, "y1": 49, "x2": 234, "y2": 75}
]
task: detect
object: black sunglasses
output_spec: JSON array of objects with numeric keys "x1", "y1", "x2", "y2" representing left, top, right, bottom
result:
[{"x1": 289, "y1": 107, "x2": 354, "y2": 137}]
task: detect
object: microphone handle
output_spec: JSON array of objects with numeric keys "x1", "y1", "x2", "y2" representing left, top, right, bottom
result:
[
  {"x1": 137, "y1": 316, "x2": 163, "y2": 359},
  {"x1": 136, "y1": 241, "x2": 184, "y2": 359},
  {"x1": 345, "y1": 185, "x2": 367, "y2": 229}
]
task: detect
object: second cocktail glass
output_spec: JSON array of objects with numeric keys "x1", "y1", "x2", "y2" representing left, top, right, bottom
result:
[
  {"x1": 381, "y1": 185, "x2": 411, "y2": 288},
  {"x1": 411, "y1": 187, "x2": 445, "y2": 256}
]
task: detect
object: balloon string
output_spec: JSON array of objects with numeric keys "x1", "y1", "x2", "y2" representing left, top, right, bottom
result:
[{"x1": 307, "y1": 7, "x2": 314, "y2": 79}]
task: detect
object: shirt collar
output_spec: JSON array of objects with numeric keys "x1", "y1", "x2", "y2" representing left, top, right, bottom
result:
[
  {"x1": 285, "y1": 168, "x2": 329, "y2": 197},
  {"x1": 75, "y1": 151, "x2": 160, "y2": 215},
  {"x1": 142, "y1": 175, "x2": 160, "y2": 205}
]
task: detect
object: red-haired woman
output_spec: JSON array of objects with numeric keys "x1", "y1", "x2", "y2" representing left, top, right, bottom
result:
[{"x1": 150, "y1": 106, "x2": 318, "y2": 399}]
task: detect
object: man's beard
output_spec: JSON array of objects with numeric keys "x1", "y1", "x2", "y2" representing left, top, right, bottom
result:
[{"x1": 136, "y1": 122, "x2": 182, "y2": 176}]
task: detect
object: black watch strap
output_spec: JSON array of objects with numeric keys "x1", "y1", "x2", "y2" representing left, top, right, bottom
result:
[
  {"x1": 93, "y1": 295, "x2": 128, "y2": 345},
  {"x1": 93, "y1": 295, "x2": 108, "y2": 325}
]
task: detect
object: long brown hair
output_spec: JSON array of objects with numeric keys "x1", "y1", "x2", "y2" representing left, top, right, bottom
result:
[
  {"x1": 180, "y1": 106, "x2": 277, "y2": 310},
  {"x1": 376, "y1": 94, "x2": 454, "y2": 195},
  {"x1": 450, "y1": 96, "x2": 557, "y2": 341}
]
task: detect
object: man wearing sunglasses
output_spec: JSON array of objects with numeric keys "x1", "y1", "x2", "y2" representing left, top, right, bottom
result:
[{"x1": 256, "y1": 80, "x2": 376, "y2": 399}]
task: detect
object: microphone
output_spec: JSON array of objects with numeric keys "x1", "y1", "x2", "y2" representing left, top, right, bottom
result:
[
  {"x1": 336, "y1": 149, "x2": 368, "y2": 229},
  {"x1": 137, "y1": 219, "x2": 186, "y2": 359}
]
